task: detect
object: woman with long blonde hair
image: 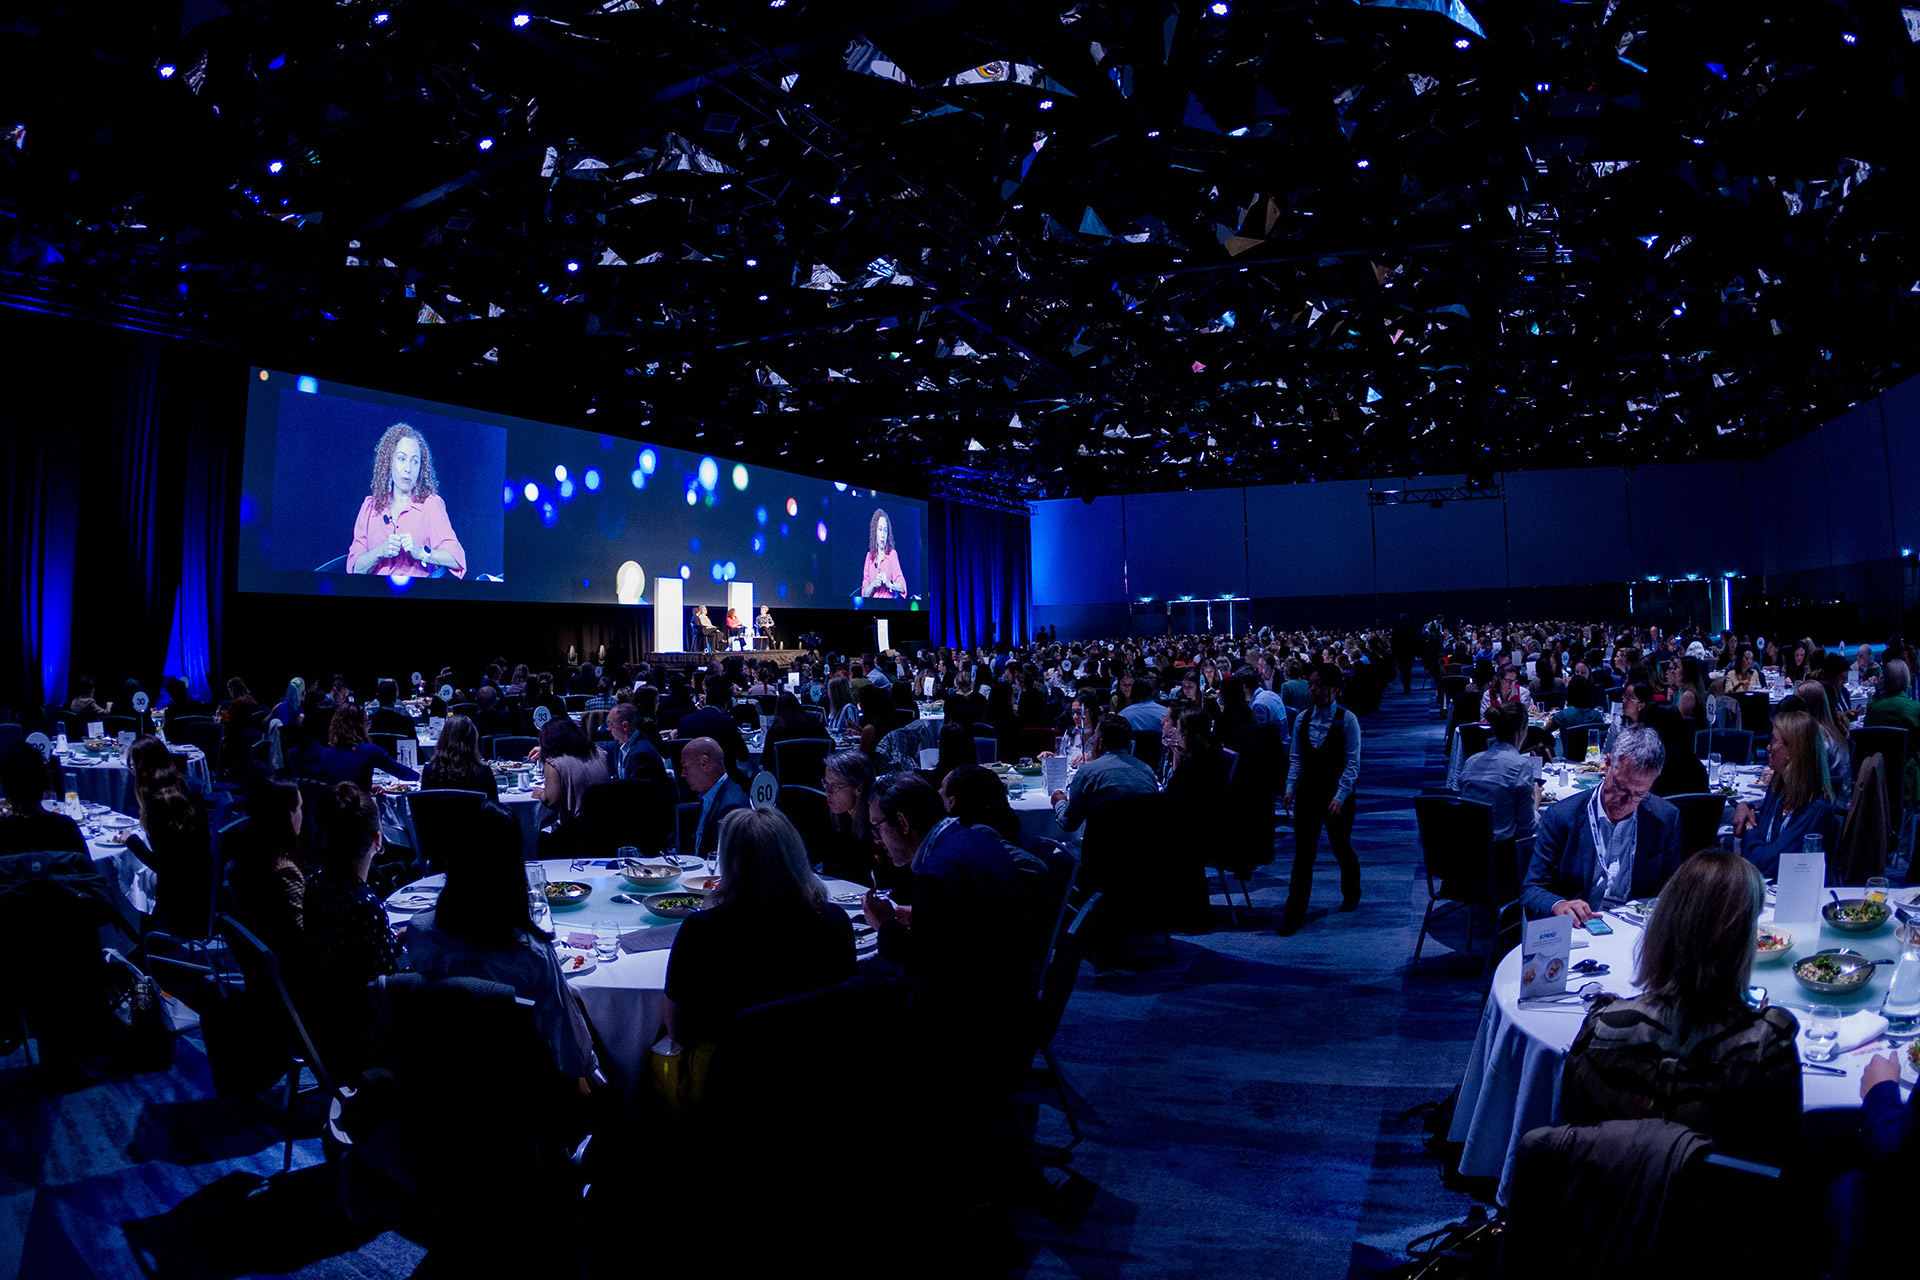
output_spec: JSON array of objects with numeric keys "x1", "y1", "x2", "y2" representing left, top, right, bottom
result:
[
  {"x1": 1795, "y1": 679, "x2": 1853, "y2": 808},
  {"x1": 1732, "y1": 708, "x2": 1838, "y2": 875}
]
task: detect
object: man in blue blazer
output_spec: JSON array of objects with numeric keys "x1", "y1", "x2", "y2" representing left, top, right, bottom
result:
[
  {"x1": 1521, "y1": 723, "x2": 1683, "y2": 921},
  {"x1": 682, "y1": 737, "x2": 749, "y2": 859}
]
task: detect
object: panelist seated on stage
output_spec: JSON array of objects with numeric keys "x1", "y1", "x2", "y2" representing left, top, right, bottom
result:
[
  {"x1": 1520, "y1": 723, "x2": 1682, "y2": 922},
  {"x1": 347, "y1": 423, "x2": 466, "y2": 578}
]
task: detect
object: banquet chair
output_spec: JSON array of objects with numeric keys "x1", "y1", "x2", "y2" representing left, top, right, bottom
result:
[
  {"x1": 1734, "y1": 691, "x2": 1771, "y2": 741},
  {"x1": 675, "y1": 802, "x2": 701, "y2": 858},
  {"x1": 102, "y1": 715, "x2": 138, "y2": 739},
  {"x1": 1560, "y1": 723, "x2": 1606, "y2": 761},
  {"x1": 1132, "y1": 728, "x2": 1163, "y2": 775},
  {"x1": 1693, "y1": 729, "x2": 1753, "y2": 765},
  {"x1": 1457, "y1": 723, "x2": 1494, "y2": 765},
  {"x1": 563, "y1": 695, "x2": 588, "y2": 713},
  {"x1": 1412, "y1": 795, "x2": 1494, "y2": 974},
  {"x1": 1439, "y1": 675, "x2": 1468, "y2": 712},
  {"x1": 1030, "y1": 891, "x2": 1104, "y2": 1147},
  {"x1": 370, "y1": 732, "x2": 403, "y2": 761},
  {"x1": 448, "y1": 702, "x2": 479, "y2": 719},
  {"x1": 406, "y1": 789, "x2": 489, "y2": 874},
  {"x1": 0, "y1": 876, "x2": 120, "y2": 1075},
  {"x1": 0, "y1": 724, "x2": 21, "y2": 753},
  {"x1": 487, "y1": 735, "x2": 538, "y2": 761},
  {"x1": 769, "y1": 738, "x2": 830, "y2": 789},
  {"x1": 1665, "y1": 794, "x2": 1729, "y2": 859},
  {"x1": 1021, "y1": 726, "x2": 1059, "y2": 760},
  {"x1": 1852, "y1": 726, "x2": 1907, "y2": 820},
  {"x1": 775, "y1": 784, "x2": 832, "y2": 863},
  {"x1": 1080, "y1": 792, "x2": 1209, "y2": 948},
  {"x1": 369, "y1": 972, "x2": 586, "y2": 1272},
  {"x1": 578, "y1": 779, "x2": 664, "y2": 858},
  {"x1": 214, "y1": 914, "x2": 353, "y2": 1180},
  {"x1": 800, "y1": 705, "x2": 827, "y2": 725},
  {"x1": 973, "y1": 736, "x2": 999, "y2": 765}
]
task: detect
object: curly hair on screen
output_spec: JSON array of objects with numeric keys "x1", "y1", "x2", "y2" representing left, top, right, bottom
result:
[
  {"x1": 867, "y1": 505, "x2": 892, "y2": 554},
  {"x1": 369, "y1": 422, "x2": 439, "y2": 512}
]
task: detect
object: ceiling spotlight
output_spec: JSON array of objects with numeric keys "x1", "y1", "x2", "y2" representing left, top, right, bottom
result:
[
  {"x1": 511, "y1": 13, "x2": 531, "y2": 26},
  {"x1": 770, "y1": 0, "x2": 786, "y2": 6},
  {"x1": 157, "y1": 62, "x2": 177, "y2": 78},
  {"x1": 827, "y1": 193, "x2": 842, "y2": 205},
  {"x1": 1037, "y1": 98, "x2": 1055, "y2": 110},
  {"x1": 267, "y1": 159, "x2": 284, "y2": 174},
  {"x1": 1208, "y1": 0, "x2": 1228, "y2": 14},
  {"x1": 1460, "y1": 221, "x2": 1472, "y2": 230},
  {"x1": 1354, "y1": 157, "x2": 1370, "y2": 169},
  {"x1": 1672, "y1": 304, "x2": 1685, "y2": 316},
  {"x1": 565, "y1": 260, "x2": 580, "y2": 273},
  {"x1": 477, "y1": 136, "x2": 494, "y2": 151},
  {"x1": 744, "y1": 257, "x2": 758, "y2": 267},
  {"x1": 1453, "y1": 37, "x2": 1470, "y2": 49},
  {"x1": 372, "y1": 10, "x2": 389, "y2": 23},
  {"x1": 757, "y1": 294, "x2": 769, "y2": 301},
  {"x1": 1535, "y1": 81, "x2": 1551, "y2": 93},
  {"x1": 1841, "y1": 31, "x2": 1857, "y2": 44},
  {"x1": 1146, "y1": 129, "x2": 1160, "y2": 138}
]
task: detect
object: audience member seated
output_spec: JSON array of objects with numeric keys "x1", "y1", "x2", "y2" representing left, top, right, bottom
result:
[
  {"x1": 820, "y1": 748, "x2": 894, "y2": 887},
  {"x1": 664, "y1": 807, "x2": 855, "y2": 1051},
  {"x1": 315, "y1": 703, "x2": 419, "y2": 792},
  {"x1": 1732, "y1": 708, "x2": 1838, "y2": 876},
  {"x1": 1722, "y1": 646, "x2": 1762, "y2": 694},
  {"x1": 1164, "y1": 708, "x2": 1229, "y2": 800},
  {"x1": 683, "y1": 736, "x2": 748, "y2": 859},
  {"x1": 1546, "y1": 676, "x2": 1606, "y2": 737},
  {"x1": 1460, "y1": 701, "x2": 1542, "y2": 846},
  {"x1": 763, "y1": 692, "x2": 827, "y2": 753},
  {"x1": 1865, "y1": 659, "x2": 1920, "y2": 810},
  {"x1": 605, "y1": 701, "x2": 668, "y2": 791},
  {"x1": 1520, "y1": 724, "x2": 1681, "y2": 921},
  {"x1": 402, "y1": 801, "x2": 599, "y2": 1085},
  {"x1": 1560, "y1": 851, "x2": 1799, "y2": 1155},
  {"x1": 161, "y1": 676, "x2": 212, "y2": 723},
  {"x1": 227, "y1": 776, "x2": 307, "y2": 979},
  {"x1": 268, "y1": 677, "x2": 306, "y2": 732},
  {"x1": 941, "y1": 673, "x2": 985, "y2": 726},
  {"x1": 1119, "y1": 677, "x2": 1168, "y2": 732},
  {"x1": 367, "y1": 679, "x2": 415, "y2": 739},
  {"x1": 0, "y1": 743, "x2": 86, "y2": 856},
  {"x1": 1528, "y1": 653, "x2": 1566, "y2": 708},
  {"x1": 1049, "y1": 715, "x2": 1159, "y2": 834},
  {"x1": 1478, "y1": 663, "x2": 1533, "y2": 719},
  {"x1": 939, "y1": 763, "x2": 1029, "y2": 848},
  {"x1": 303, "y1": 783, "x2": 404, "y2": 1077},
  {"x1": 826, "y1": 674, "x2": 859, "y2": 734},
  {"x1": 418, "y1": 714, "x2": 498, "y2": 801},
  {"x1": 1796, "y1": 679, "x2": 1854, "y2": 809},
  {"x1": 1047, "y1": 695, "x2": 1095, "y2": 766},
  {"x1": 1782, "y1": 640, "x2": 1814, "y2": 683},
  {"x1": 923, "y1": 723, "x2": 975, "y2": 791},
  {"x1": 68, "y1": 673, "x2": 113, "y2": 723},
  {"x1": 529, "y1": 717, "x2": 608, "y2": 852},
  {"x1": 127, "y1": 738, "x2": 213, "y2": 939},
  {"x1": 472, "y1": 684, "x2": 516, "y2": 741},
  {"x1": 1641, "y1": 704, "x2": 1708, "y2": 798}
]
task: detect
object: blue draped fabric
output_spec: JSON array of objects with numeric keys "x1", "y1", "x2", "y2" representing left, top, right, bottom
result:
[
  {"x1": 928, "y1": 497, "x2": 1032, "y2": 649},
  {"x1": 0, "y1": 305, "x2": 235, "y2": 711}
]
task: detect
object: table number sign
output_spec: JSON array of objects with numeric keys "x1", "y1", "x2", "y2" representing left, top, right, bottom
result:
[
  {"x1": 750, "y1": 770, "x2": 779, "y2": 810},
  {"x1": 131, "y1": 691, "x2": 149, "y2": 714},
  {"x1": 532, "y1": 705, "x2": 552, "y2": 728},
  {"x1": 1774, "y1": 848, "x2": 1826, "y2": 924},
  {"x1": 1519, "y1": 917, "x2": 1572, "y2": 1001},
  {"x1": 439, "y1": 684, "x2": 454, "y2": 703}
]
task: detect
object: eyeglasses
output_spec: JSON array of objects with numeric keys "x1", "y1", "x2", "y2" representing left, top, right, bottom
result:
[{"x1": 823, "y1": 779, "x2": 855, "y2": 795}]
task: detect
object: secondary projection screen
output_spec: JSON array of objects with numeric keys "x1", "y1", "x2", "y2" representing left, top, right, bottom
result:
[{"x1": 237, "y1": 369, "x2": 927, "y2": 610}]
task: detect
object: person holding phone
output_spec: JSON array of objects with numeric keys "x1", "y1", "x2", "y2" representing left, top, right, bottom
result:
[
  {"x1": 347, "y1": 423, "x2": 467, "y2": 578},
  {"x1": 860, "y1": 506, "x2": 908, "y2": 599}
]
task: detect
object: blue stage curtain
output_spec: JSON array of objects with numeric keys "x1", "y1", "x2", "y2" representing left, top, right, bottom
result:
[
  {"x1": 928, "y1": 497, "x2": 1032, "y2": 650},
  {"x1": 0, "y1": 305, "x2": 238, "y2": 711}
]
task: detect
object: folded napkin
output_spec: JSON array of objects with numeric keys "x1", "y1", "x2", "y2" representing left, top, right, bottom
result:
[
  {"x1": 386, "y1": 894, "x2": 440, "y2": 913},
  {"x1": 1796, "y1": 1010, "x2": 1887, "y2": 1057},
  {"x1": 619, "y1": 923, "x2": 681, "y2": 953}
]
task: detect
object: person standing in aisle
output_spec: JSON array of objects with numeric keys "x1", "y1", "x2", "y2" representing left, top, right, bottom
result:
[{"x1": 1279, "y1": 663, "x2": 1362, "y2": 935}]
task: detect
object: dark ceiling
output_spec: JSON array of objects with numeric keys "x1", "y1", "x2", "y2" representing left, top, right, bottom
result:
[{"x1": 4, "y1": 0, "x2": 1919, "y2": 500}]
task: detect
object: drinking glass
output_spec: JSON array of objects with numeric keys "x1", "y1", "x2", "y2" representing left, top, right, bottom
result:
[
  {"x1": 616, "y1": 845, "x2": 639, "y2": 870},
  {"x1": 1805, "y1": 1004, "x2": 1842, "y2": 1062},
  {"x1": 1867, "y1": 877, "x2": 1891, "y2": 904},
  {"x1": 1708, "y1": 752, "x2": 1722, "y2": 788},
  {"x1": 592, "y1": 920, "x2": 621, "y2": 961},
  {"x1": 525, "y1": 862, "x2": 552, "y2": 933}
]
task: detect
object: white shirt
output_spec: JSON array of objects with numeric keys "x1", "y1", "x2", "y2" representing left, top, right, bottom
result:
[{"x1": 1588, "y1": 785, "x2": 1638, "y2": 909}]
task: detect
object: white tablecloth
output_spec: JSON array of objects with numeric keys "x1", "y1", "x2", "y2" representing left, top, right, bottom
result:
[
  {"x1": 55, "y1": 744, "x2": 210, "y2": 818},
  {"x1": 1450, "y1": 883, "x2": 1914, "y2": 1203},
  {"x1": 373, "y1": 771, "x2": 548, "y2": 858},
  {"x1": 86, "y1": 828, "x2": 157, "y2": 918},
  {"x1": 385, "y1": 858, "x2": 871, "y2": 1103}
]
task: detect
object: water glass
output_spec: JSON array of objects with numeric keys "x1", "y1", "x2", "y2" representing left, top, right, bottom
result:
[
  {"x1": 1708, "y1": 752, "x2": 1722, "y2": 787},
  {"x1": 592, "y1": 919, "x2": 621, "y2": 961},
  {"x1": 616, "y1": 845, "x2": 639, "y2": 869},
  {"x1": 1805, "y1": 1003, "x2": 1842, "y2": 1062},
  {"x1": 525, "y1": 862, "x2": 552, "y2": 932},
  {"x1": 1867, "y1": 877, "x2": 1891, "y2": 904}
]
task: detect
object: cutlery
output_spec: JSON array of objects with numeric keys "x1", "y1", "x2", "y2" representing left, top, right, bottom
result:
[{"x1": 1801, "y1": 1060, "x2": 1848, "y2": 1076}]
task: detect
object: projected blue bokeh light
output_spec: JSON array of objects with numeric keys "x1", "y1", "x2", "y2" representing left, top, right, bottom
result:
[
  {"x1": 679, "y1": 564, "x2": 691, "y2": 579},
  {"x1": 697, "y1": 457, "x2": 719, "y2": 491},
  {"x1": 583, "y1": 469, "x2": 600, "y2": 490},
  {"x1": 755, "y1": 506, "x2": 768, "y2": 525},
  {"x1": 638, "y1": 449, "x2": 656, "y2": 474},
  {"x1": 630, "y1": 469, "x2": 645, "y2": 489},
  {"x1": 523, "y1": 482, "x2": 539, "y2": 502},
  {"x1": 731, "y1": 464, "x2": 749, "y2": 491}
]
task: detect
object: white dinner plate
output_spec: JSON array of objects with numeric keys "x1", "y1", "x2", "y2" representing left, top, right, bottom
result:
[
  {"x1": 100, "y1": 813, "x2": 138, "y2": 829},
  {"x1": 828, "y1": 891, "x2": 866, "y2": 908},
  {"x1": 82, "y1": 802, "x2": 110, "y2": 816},
  {"x1": 556, "y1": 948, "x2": 597, "y2": 977}
]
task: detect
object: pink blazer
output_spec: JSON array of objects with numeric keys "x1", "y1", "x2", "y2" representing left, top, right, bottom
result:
[
  {"x1": 348, "y1": 494, "x2": 467, "y2": 578},
  {"x1": 862, "y1": 548, "x2": 905, "y2": 598}
]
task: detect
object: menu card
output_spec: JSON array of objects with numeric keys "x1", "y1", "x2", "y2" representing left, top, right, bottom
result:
[
  {"x1": 1773, "y1": 849, "x2": 1826, "y2": 924},
  {"x1": 1519, "y1": 917, "x2": 1572, "y2": 1000},
  {"x1": 87, "y1": 721, "x2": 104, "y2": 739},
  {"x1": 919, "y1": 747, "x2": 940, "y2": 769},
  {"x1": 1041, "y1": 756, "x2": 1070, "y2": 794},
  {"x1": 429, "y1": 716, "x2": 445, "y2": 737}
]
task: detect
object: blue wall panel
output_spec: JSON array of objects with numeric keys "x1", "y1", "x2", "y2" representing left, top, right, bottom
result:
[
  {"x1": 1123, "y1": 488, "x2": 1249, "y2": 600},
  {"x1": 1373, "y1": 475, "x2": 1509, "y2": 594},
  {"x1": 1625, "y1": 462, "x2": 1744, "y2": 579},
  {"x1": 1504, "y1": 468, "x2": 1630, "y2": 585},
  {"x1": 1031, "y1": 497, "x2": 1126, "y2": 605},
  {"x1": 1245, "y1": 479, "x2": 1374, "y2": 596},
  {"x1": 1767, "y1": 432, "x2": 1833, "y2": 574},
  {"x1": 1821, "y1": 401, "x2": 1894, "y2": 568}
]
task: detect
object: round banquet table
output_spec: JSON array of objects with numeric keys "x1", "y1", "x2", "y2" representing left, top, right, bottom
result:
[
  {"x1": 373, "y1": 771, "x2": 549, "y2": 859},
  {"x1": 54, "y1": 744, "x2": 210, "y2": 818},
  {"x1": 383, "y1": 859, "x2": 874, "y2": 1105},
  {"x1": 1450, "y1": 883, "x2": 1920, "y2": 1205}
]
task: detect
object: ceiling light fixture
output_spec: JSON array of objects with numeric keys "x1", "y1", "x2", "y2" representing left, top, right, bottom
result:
[
  {"x1": 477, "y1": 136, "x2": 494, "y2": 151},
  {"x1": 512, "y1": 13, "x2": 532, "y2": 27}
]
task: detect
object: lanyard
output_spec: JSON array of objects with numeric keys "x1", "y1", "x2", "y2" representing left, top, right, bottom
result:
[{"x1": 1586, "y1": 786, "x2": 1630, "y2": 900}]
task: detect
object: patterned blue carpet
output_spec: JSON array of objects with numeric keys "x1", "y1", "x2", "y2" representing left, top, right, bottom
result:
[{"x1": 0, "y1": 681, "x2": 1489, "y2": 1278}]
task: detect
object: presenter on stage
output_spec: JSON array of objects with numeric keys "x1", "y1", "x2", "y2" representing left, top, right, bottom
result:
[
  {"x1": 347, "y1": 423, "x2": 467, "y2": 578},
  {"x1": 859, "y1": 506, "x2": 907, "y2": 599}
]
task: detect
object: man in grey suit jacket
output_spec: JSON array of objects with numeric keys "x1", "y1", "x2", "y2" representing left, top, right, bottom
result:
[{"x1": 1521, "y1": 723, "x2": 1682, "y2": 921}]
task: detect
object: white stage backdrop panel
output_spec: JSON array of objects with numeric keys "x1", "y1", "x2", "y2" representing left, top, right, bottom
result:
[
  {"x1": 1122, "y1": 488, "x2": 1249, "y2": 601},
  {"x1": 653, "y1": 576, "x2": 684, "y2": 652}
]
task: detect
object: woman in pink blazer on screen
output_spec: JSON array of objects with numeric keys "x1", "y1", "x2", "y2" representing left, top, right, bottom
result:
[
  {"x1": 860, "y1": 507, "x2": 906, "y2": 599},
  {"x1": 347, "y1": 423, "x2": 467, "y2": 578}
]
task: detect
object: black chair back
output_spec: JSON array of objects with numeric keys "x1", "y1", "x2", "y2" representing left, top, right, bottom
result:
[
  {"x1": 1853, "y1": 726, "x2": 1908, "y2": 801},
  {"x1": 1734, "y1": 691, "x2": 1771, "y2": 741},
  {"x1": 1415, "y1": 795, "x2": 1494, "y2": 901},
  {"x1": 486, "y1": 735, "x2": 538, "y2": 762},
  {"x1": 1694, "y1": 729, "x2": 1754, "y2": 765},
  {"x1": 448, "y1": 702, "x2": 479, "y2": 719},
  {"x1": 1081, "y1": 792, "x2": 1210, "y2": 937},
  {"x1": 1440, "y1": 675, "x2": 1468, "y2": 707},
  {"x1": 0, "y1": 877, "x2": 118, "y2": 1068},
  {"x1": 1035, "y1": 892, "x2": 1103, "y2": 1050},
  {"x1": 775, "y1": 784, "x2": 832, "y2": 864},
  {"x1": 0, "y1": 724, "x2": 21, "y2": 753},
  {"x1": 406, "y1": 789, "x2": 490, "y2": 873},
  {"x1": 578, "y1": 779, "x2": 664, "y2": 857},
  {"x1": 1132, "y1": 728, "x2": 1163, "y2": 775},
  {"x1": 1458, "y1": 722, "x2": 1494, "y2": 763},
  {"x1": 171, "y1": 718, "x2": 223, "y2": 762},
  {"x1": 371, "y1": 731, "x2": 403, "y2": 760},
  {"x1": 1561, "y1": 722, "x2": 1606, "y2": 761},
  {"x1": 770, "y1": 738, "x2": 830, "y2": 789},
  {"x1": 675, "y1": 801, "x2": 701, "y2": 858},
  {"x1": 1664, "y1": 793, "x2": 1728, "y2": 859},
  {"x1": 972, "y1": 737, "x2": 998, "y2": 765}
]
